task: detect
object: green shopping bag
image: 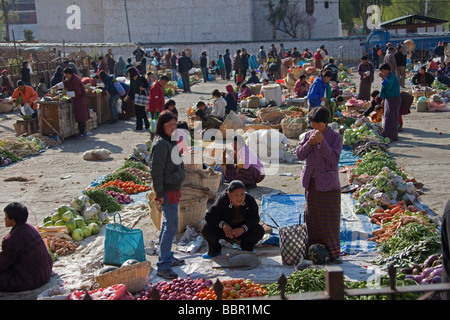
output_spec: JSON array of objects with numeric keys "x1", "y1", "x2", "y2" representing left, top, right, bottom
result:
[
  {"x1": 150, "y1": 112, "x2": 159, "y2": 133},
  {"x1": 103, "y1": 212, "x2": 146, "y2": 266}
]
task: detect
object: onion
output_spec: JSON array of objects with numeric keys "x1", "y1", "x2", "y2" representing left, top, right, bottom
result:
[
  {"x1": 421, "y1": 278, "x2": 431, "y2": 285},
  {"x1": 430, "y1": 268, "x2": 442, "y2": 278},
  {"x1": 413, "y1": 275, "x2": 423, "y2": 283}
]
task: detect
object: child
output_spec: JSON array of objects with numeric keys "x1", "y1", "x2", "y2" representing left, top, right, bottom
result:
[
  {"x1": 363, "y1": 90, "x2": 382, "y2": 117},
  {"x1": 329, "y1": 95, "x2": 344, "y2": 122}
]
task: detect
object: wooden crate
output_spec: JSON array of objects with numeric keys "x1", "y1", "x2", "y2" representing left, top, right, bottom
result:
[
  {"x1": 37, "y1": 101, "x2": 77, "y2": 141},
  {"x1": 13, "y1": 119, "x2": 39, "y2": 136},
  {"x1": 86, "y1": 92, "x2": 111, "y2": 124}
]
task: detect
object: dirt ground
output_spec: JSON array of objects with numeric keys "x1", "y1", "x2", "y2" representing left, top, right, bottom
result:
[{"x1": 0, "y1": 67, "x2": 449, "y2": 276}]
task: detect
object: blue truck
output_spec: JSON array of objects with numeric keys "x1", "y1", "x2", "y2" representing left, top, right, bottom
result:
[{"x1": 361, "y1": 28, "x2": 450, "y2": 62}]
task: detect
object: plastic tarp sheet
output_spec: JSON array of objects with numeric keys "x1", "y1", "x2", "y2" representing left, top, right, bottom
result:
[
  {"x1": 259, "y1": 193, "x2": 378, "y2": 255},
  {"x1": 339, "y1": 146, "x2": 361, "y2": 168}
]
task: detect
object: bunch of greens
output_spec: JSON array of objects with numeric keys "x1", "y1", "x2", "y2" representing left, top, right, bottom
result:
[
  {"x1": 84, "y1": 188, "x2": 124, "y2": 213},
  {"x1": 353, "y1": 150, "x2": 406, "y2": 179},
  {"x1": 118, "y1": 160, "x2": 150, "y2": 173},
  {"x1": 101, "y1": 170, "x2": 144, "y2": 186}
]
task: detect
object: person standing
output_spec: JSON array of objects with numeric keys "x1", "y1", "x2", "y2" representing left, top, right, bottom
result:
[
  {"x1": 21, "y1": 61, "x2": 31, "y2": 86},
  {"x1": 444, "y1": 41, "x2": 450, "y2": 64},
  {"x1": 164, "y1": 48, "x2": 172, "y2": 70},
  {"x1": 257, "y1": 46, "x2": 267, "y2": 66},
  {"x1": 0, "y1": 202, "x2": 53, "y2": 292},
  {"x1": 241, "y1": 48, "x2": 250, "y2": 79},
  {"x1": 383, "y1": 47, "x2": 397, "y2": 74},
  {"x1": 372, "y1": 44, "x2": 380, "y2": 69},
  {"x1": 97, "y1": 56, "x2": 108, "y2": 74},
  {"x1": 296, "y1": 107, "x2": 343, "y2": 264},
  {"x1": 106, "y1": 53, "x2": 116, "y2": 75},
  {"x1": 314, "y1": 49, "x2": 324, "y2": 69},
  {"x1": 178, "y1": 51, "x2": 193, "y2": 93},
  {"x1": 224, "y1": 49, "x2": 232, "y2": 80},
  {"x1": 434, "y1": 41, "x2": 445, "y2": 63},
  {"x1": 441, "y1": 199, "x2": 450, "y2": 300},
  {"x1": 357, "y1": 56, "x2": 375, "y2": 101},
  {"x1": 149, "y1": 75, "x2": 169, "y2": 121},
  {"x1": 279, "y1": 44, "x2": 286, "y2": 59},
  {"x1": 307, "y1": 70, "x2": 333, "y2": 109},
  {"x1": 394, "y1": 44, "x2": 407, "y2": 88},
  {"x1": 170, "y1": 52, "x2": 178, "y2": 81},
  {"x1": 133, "y1": 46, "x2": 145, "y2": 62},
  {"x1": 114, "y1": 56, "x2": 125, "y2": 77},
  {"x1": 378, "y1": 63, "x2": 401, "y2": 141},
  {"x1": 200, "y1": 51, "x2": 209, "y2": 82},
  {"x1": 124, "y1": 67, "x2": 150, "y2": 131},
  {"x1": 99, "y1": 70, "x2": 119, "y2": 124},
  {"x1": 57, "y1": 68, "x2": 90, "y2": 139},
  {"x1": 150, "y1": 110, "x2": 186, "y2": 279},
  {"x1": 232, "y1": 49, "x2": 243, "y2": 83},
  {"x1": 217, "y1": 54, "x2": 225, "y2": 80}
]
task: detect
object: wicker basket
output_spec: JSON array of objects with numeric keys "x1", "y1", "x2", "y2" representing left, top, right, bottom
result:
[
  {"x1": 243, "y1": 124, "x2": 273, "y2": 132},
  {"x1": 346, "y1": 104, "x2": 366, "y2": 113},
  {"x1": 281, "y1": 116, "x2": 307, "y2": 139},
  {"x1": 0, "y1": 103, "x2": 14, "y2": 114},
  {"x1": 95, "y1": 261, "x2": 151, "y2": 293},
  {"x1": 177, "y1": 193, "x2": 209, "y2": 233},
  {"x1": 201, "y1": 167, "x2": 222, "y2": 199},
  {"x1": 258, "y1": 107, "x2": 285, "y2": 124},
  {"x1": 246, "y1": 96, "x2": 260, "y2": 109},
  {"x1": 183, "y1": 151, "x2": 203, "y2": 172}
]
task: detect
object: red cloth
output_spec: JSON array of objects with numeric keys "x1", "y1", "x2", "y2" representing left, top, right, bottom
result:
[
  {"x1": 148, "y1": 81, "x2": 165, "y2": 113},
  {"x1": 166, "y1": 190, "x2": 181, "y2": 205},
  {"x1": 63, "y1": 74, "x2": 90, "y2": 123}
]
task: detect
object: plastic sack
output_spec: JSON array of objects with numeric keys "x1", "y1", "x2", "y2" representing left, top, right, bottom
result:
[
  {"x1": 20, "y1": 103, "x2": 34, "y2": 117},
  {"x1": 114, "y1": 81, "x2": 126, "y2": 96},
  {"x1": 151, "y1": 58, "x2": 159, "y2": 66},
  {"x1": 177, "y1": 78, "x2": 184, "y2": 89},
  {"x1": 103, "y1": 213, "x2": 146, "y2": 266}
]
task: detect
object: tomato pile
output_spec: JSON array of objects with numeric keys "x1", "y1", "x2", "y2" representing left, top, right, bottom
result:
[
  {"x1": 196, "y1": 278, "x2": 268, "y2": 300},
  {"x1": 101, "y1": 180, "x2": 149, "y2": 194}
]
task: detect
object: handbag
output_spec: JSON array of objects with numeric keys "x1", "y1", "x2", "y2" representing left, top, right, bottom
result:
[
  {"x1": 103, "y1": 212, "x2": 146, "y2": 266},
  {"x1": 134, "y1": 89, "x2": 149, "y2": 107},
  {"x1": 264, "y1": 209, "x2": 308, "y2": 266}
]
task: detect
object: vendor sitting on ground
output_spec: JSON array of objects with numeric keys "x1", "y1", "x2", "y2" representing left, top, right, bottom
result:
[
  {"x1": 411, "y1": 66, "x2": 435, "y2": 87},
  {"x1": 222, "y1": 135, "x2": 265, "y2": 189},
  {"x1": 294, "y1": 74, "x2": 310, "y2": 98},
  {"x1": 243, "y1": 70, "x2": 260, "y2": 85},
  {"x1": 196, "y1": 101, "x2": 212, "y2": 115},
  {"x1": 201, "y1": 180, "x2": 265, "y2": 258},
  {"x1": 11, "y1": 80, "x2": 39, "y2": 118},
  {"x1": 194, "y1": 108, "x2": 223, "y2": 136},
  {"x1": 0, "y1": 203, "x2": 53, "y2": 292},
  {"x1": 239, "y1": 84, "x2": 253, "y2": 100}
]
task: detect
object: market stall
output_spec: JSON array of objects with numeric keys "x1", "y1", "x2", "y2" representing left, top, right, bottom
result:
[{"x1": 85, "y1": 87, "x2": 111, "y2": 125}]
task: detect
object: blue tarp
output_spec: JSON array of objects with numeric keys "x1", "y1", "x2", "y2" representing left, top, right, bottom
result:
[
  {"x1": 260, "y1": 193, "x2": 378, "y2": 254},
  {"x1": 339, "y1": 146, "x2": 361, "y2": 168}
]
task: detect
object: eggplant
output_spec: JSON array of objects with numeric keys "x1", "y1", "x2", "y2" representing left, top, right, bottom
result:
[
  {"x1": 400, "y1": 267, "x2": 413, "y2": 275},
  {"x1": 432, "y1": 259, "x2": 442, "y2": 268},
  {"x1": 423, "y1": 254, "x2": 440, "y2": 268},
  {"x1": 422, "y1": 267, "x2": 434, "y2": 279}
]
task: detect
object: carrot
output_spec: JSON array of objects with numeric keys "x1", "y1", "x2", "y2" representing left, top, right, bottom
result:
[{"x1": 390, "y1": 206, "x2": 402, "y2": 214}]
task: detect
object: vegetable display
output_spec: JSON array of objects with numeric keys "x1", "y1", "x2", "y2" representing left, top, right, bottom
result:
[
  {"x1": 84, "y1": 188, "x2": 124, "y2": 212},
  {"x1": 135, "y1": 278, "x2": 214, "y2": 300},
  {"x1": 100, "y1": 180, "x2": 150, "y2": 194}
]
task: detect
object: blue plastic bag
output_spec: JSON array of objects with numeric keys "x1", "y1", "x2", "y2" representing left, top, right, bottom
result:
[
  {"x1": 103, "y1": 212, "x2": 146, "y2": 266},
  {"x1": 177, "y1": 78, "x2": 184, "y2": 89}
]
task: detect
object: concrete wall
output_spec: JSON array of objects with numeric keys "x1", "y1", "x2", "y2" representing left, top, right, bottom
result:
[
  {"x1": 36, "y1": 0, "x2": 341, "y2": 43},
  {"x1": 35, "y1": 0, "x2": 105, "y2": 43}
]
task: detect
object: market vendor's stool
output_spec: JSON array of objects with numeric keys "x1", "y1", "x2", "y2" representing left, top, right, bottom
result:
[{"x1": 13, "y1": 118, "x2": 38, "y2": 137}]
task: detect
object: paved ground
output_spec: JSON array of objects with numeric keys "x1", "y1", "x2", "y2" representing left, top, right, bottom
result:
[{"x1": 0, "y1": 71, "x2": 449, "y2": 270}]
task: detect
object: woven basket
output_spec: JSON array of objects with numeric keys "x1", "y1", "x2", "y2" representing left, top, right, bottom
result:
[
  {"x1": 95, "y1": 261, "x2": 151, "y2": 293},
  {"x1": 246, "y1": 96, "x2": 260, "y2": 109},
  {"x1": 201, "y1": 167, "x2": 222, "y2": 199},
  {"x1": 243, "y1": 124, "x2": 273, "y2": 132},
  {"x1": 183, "y1": 151, "x2": 203, "y2": 172},
  {"x1": 258, "y1": 109, "x2": 285, "y2": 125},
  {"x1": 148, "y1": 185, "x2": 211, "y2": 233},
  {"x1": 281, "y1": 116, "x2": 307, "y2": 139},
  {"x1": 0, "y1": 103, "x2": 14, "y2": 114}
]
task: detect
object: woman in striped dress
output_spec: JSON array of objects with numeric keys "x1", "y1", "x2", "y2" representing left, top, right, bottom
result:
[{"x1": 296, "y1": 107, "x2": 343, "y2": 263}]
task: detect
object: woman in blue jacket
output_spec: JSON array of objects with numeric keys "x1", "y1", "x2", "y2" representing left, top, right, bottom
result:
[{"x1": 307, "y1": 70, "x2": 333, "y2": 109}]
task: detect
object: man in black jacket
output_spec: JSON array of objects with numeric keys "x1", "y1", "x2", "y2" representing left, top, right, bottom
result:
[
  {"x1": 394, "y1": 44, "x2": 407, "y2": 88},
  {"x1": 224, "y1": 49, "x2": 232, "y2": 80},
  {"x1": 178, "y1": 51, "x2": 193, "y2": 93}
]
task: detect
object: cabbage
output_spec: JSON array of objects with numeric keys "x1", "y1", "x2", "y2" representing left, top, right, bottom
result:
[
  {"x1": 57, "y1": 205, "x2": 71, "y2": 215},
  {"x1": 43, "y1": 221, "x2": 54, "y2": 227},
  {"x1": 72, "y1": 228, "x2": 84, "y2": 241},
  {"x1": 51, "y1": 212, "x2": 62, "y2": 222},
  {"x1": 61, "y1": 211, "x2": 73, "y2": 222},
  {"x1": 74, "y1": 217, "x2": 86, "y2": 228},
  {"x1": 88, "y1": 222, "x2": 100, "y2": 235},
  {"x1": 54, "y1": 219, "x2": 65, "y2": 226},
  {"x1": 69, "y1": 197, "x2": 85, "y2": 212},
  {"x1": 81, "y1": 225, "x2": 92, "y2": 237},
  {"x1": 65, "y1": 220, "x2": 77, "y2": 233}
]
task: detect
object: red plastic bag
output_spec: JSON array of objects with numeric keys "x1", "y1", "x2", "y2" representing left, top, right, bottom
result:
[{"x1": 69, "y1": 284, "x2": 128, "y2": 300}]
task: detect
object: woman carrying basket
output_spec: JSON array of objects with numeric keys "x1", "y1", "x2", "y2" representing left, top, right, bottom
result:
[{"x1": 296, "y1": 107, "x2": 343, "y2": 264}]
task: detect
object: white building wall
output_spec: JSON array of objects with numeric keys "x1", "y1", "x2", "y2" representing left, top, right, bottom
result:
[{"x1": 35, "y1": 0, "x2": 105, "y2": 43}]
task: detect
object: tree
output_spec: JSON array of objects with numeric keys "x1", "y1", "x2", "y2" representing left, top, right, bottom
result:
[
  {"x1": 266, "y1": 0, "x2": 316, "y2": 39},
  {"x1": 0, "y1": 0, "x2": 11, "y2": 41}
]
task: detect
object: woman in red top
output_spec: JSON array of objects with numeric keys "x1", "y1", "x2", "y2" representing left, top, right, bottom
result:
[
  {"x1": 314, "y1": 49, "x2": 324, "y2": 69},
  {"x1": 148, "y1": 75, "x2": 169, "y2": 119}
]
